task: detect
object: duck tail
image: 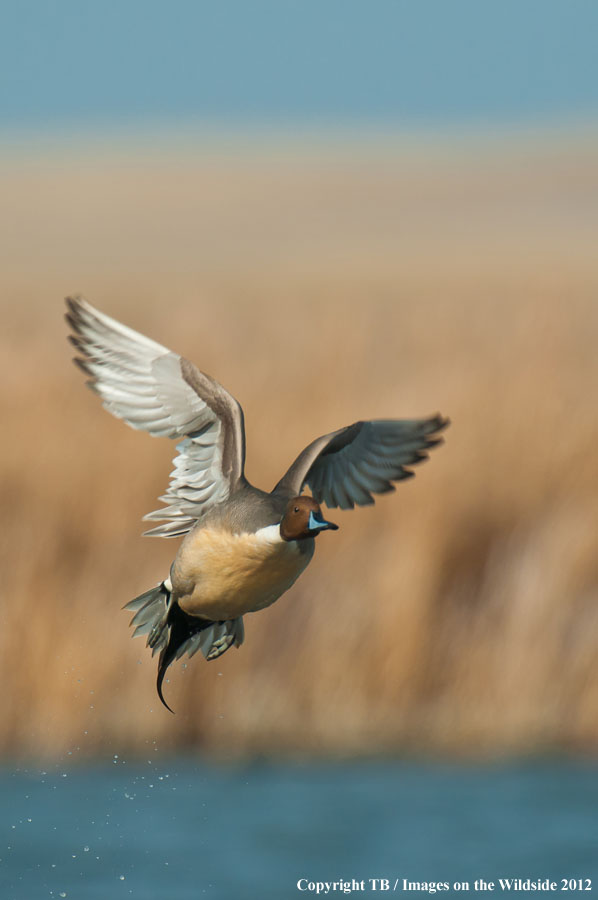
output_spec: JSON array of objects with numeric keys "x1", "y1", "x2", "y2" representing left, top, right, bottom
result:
[
  {"x1": 154, "y1": 603, "x2": 211, "y2": 713},
  {"x1": 124, "y1": 579, "x2": 245, "y2": 713},
  {"x1": 123, "y1": 578, "x2": 172, "y2": 648},
  {"x1": 153, "y1": 606, "x2": 245, "y2": 714}
]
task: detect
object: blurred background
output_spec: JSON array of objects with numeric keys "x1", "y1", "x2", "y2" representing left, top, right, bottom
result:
[{"x1": 1, "y1": 2, "x2": 598, "y2": 898}]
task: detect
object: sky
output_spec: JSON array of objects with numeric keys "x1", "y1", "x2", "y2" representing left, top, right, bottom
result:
[{"x1": 2, "y1": 0, "x2": 598, "y2": 133}]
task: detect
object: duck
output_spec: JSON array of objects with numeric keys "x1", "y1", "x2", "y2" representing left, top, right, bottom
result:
[{"x1": 66, "y1": 296, "x2": 449, "y2": 711}]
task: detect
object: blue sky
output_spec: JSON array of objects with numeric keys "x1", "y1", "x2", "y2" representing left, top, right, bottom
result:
[{"x1": 2, "y1": 0, "x2": 598, "y2": 131}]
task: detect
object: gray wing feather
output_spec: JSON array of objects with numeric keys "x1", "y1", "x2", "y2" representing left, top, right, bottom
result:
[
  {"x1": 275, "y1": 415, "x2": 448, "y2": 509},
  {"x1": 66, "y1": 296, "x2": 246, "y2": 536}
]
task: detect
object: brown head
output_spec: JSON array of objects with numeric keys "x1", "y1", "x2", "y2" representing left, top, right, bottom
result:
[{"x1": 279, "y1": 496, "x2": 339, "y2": 542}]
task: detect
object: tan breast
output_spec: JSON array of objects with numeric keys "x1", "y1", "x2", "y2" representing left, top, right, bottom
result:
[{"x1": 173, "y1": 526, "x2": 314, "y2": 620}]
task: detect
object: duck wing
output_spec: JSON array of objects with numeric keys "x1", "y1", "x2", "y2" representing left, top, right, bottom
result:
[
  {"x1": 66, "y1": 296, "x2": 246, "y2": 537},
  {"x1": 274, "y1": 416, "x2": 448, "y2": 510}
]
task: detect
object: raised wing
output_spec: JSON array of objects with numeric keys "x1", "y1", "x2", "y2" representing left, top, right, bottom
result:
[
  {"x1": 274, "y1": 415, "x2": 448, "y2": 509},
  {"x1": 66, "y1": 296, "x2": 246, "y2": 537}
]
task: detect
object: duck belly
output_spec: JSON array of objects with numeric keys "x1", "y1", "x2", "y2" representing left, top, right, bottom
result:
[{"x1": 173, "y1": 526, "x2": 314, "y2": 620}]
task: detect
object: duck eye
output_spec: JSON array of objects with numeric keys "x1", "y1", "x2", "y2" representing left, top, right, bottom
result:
[{"x1": 294, "y1": 507, "x2": 299, "y2": 513}]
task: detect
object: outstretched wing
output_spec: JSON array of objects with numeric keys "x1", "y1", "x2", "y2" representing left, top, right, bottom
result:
[
  {"x1": 274, "y1": 415, "x2": 448, "y2": 509},
  {"x1": 66, "y1": 296, "x2": 246, "y2": 537}
]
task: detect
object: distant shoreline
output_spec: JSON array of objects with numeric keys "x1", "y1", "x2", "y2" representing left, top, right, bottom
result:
[{"x1": 1, "y1": 115, "x2": 598, "y2": 165}]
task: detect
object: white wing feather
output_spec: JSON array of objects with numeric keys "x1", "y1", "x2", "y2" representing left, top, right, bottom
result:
[{"x1": 66, "y1": 297, "x2": 245, "y2": 536}]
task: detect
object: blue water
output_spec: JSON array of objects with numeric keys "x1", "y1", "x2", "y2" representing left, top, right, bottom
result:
[
  {"x1": 1, "y1": 760, "x2": 597, "y2": 899},
  {"x1": 2, "y1": 1, "x2": 598, "y2": 129}
]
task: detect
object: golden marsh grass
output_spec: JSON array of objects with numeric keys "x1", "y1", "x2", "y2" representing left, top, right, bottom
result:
[{"x1": 1, "y1": 131, "x2": 597, "y2": 760}]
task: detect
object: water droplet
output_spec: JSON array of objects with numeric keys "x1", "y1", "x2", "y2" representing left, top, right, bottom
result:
[
  {"x1": 119, "y1": 875, "x2": 125, "y2": 881},
  {"x1": 59, "y1": 893, "x2": 67, "y2": 898}
]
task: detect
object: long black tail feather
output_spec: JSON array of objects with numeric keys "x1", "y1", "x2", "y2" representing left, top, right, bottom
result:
[
  {"x1": 125, "y1": 580, "x2": 243, "y2": 713},
  {"x1": 156, "y1": 605, "x2": 217, "y2": 714}
]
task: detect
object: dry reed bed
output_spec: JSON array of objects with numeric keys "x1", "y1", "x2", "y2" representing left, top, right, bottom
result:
[{"x1": 1, "y1": 132, "x2": 597, "y2": 759}]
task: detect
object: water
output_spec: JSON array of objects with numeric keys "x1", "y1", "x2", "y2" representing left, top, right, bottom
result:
[
  {"x1": 3, "y1": 1, "x2": 598, "y2": 130},
  {"x1": 1, "y1": 760, "x2": 597, "y2": 899}
]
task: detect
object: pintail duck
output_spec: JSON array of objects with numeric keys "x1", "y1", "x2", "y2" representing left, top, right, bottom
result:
[{"x1": 66, "y1": 297, "x2": 449, "y2": 711}]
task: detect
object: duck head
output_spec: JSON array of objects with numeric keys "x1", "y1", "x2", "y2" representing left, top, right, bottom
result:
[{"x1": 280, "y1": 496, "x2": 339, "y2": 542}]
